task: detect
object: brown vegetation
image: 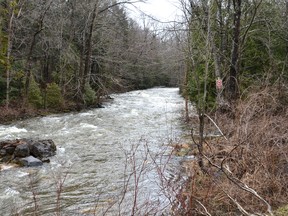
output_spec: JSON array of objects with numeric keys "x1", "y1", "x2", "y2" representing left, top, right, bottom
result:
[
  {"x1": 172, "y1": 86, "x2": 288, "y2": 215},
  {"x1": 0, "y1": 106, "x2": 38, "y2": 124},
  {"x1": 0, "y1": 99, "x2": 103, "y2": 124}
]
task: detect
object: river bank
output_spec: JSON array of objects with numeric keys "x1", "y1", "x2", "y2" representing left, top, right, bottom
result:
[
  {"x1": 0, "y1": 100, "x2": 107, "y2": 125},
  {"x1": 173, "y1": 86, "x2": 288, "y2": 215}
]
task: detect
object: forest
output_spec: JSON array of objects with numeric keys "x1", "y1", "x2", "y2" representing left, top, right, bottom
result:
[
  {"x1": 0, "y1": 0, "x2": 182, "y2": 121},
  {"x1": 0, "y1": 0, "x2": 288, "y2": 215},
  {"x1": 176, "y1": 0, "x2": 288, "y2": 215}
]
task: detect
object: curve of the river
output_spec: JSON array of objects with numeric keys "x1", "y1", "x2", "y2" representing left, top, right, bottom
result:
[{"x1": 0, "y1": 87, "x2": 185, "y2": 216}]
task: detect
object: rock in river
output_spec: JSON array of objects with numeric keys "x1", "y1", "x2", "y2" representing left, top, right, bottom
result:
[
  {"x1": 0, "y1": 139, "x2": 56, "y2": 167},
  {"x1": 14, "y1": 143, "x2": 30, "y2": 158},
  {"x1": 29, "y1": 139, "x2": 56, "y2": 159},
  {"x1": 18, "y1": 156, "x2": 43, "y2": 167}
]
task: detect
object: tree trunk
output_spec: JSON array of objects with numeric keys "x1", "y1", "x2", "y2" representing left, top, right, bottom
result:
[
  {"x1": 212, "y1": 1, "x2": 225, "y2": 106},
  {"x1": 227, "y1": 0, "x2": 241, "y2": 101},
  {"x1": 23, "y1": 1, "x2": 51, "y2": 105},
  {"x1": 184, "y1": 64, "x2": 190, "y2": 121},
  {"x1": 198, "y1": 114, "x2": 206, "y2": 173},
  {"x1": 81, "y1": 1, "x2": 99, "y2": 96},
  {"x1": 5, "y1": 0, "x2": 15, "y2": 109},
  {"x1": 286, "y1": 0, "x2": 288, "y2": 53},
  {"x1": 24, "y1": 30, "x2": 41, "y2": 103},
  {"x1": 211, "y1": 38, "x2": 225, "y2": 106}
]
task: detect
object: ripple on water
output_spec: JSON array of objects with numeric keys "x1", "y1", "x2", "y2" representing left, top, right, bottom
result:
[
  {"x1": 0, "y1": 126, "x2": 27, "y2": 140},
  {"x1": 79, "y1": 112, "x2": 95, "y2": 117},
  {"x1": 4, "y1": 187, "x2": 20, "y2": 196},
  {"x1": 79, "y1": 123, "x2": 98, "y2": 130},
  {"x1": 0, "y1": 164, "x2": 16, "y2": 171},
  {"x1": 16, "y1": 171, "x2": 29, "y2": 178}
]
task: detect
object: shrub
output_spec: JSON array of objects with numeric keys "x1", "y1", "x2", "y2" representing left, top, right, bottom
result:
[
  {"x1": 0, "y1": 76, "x2": 6, "y2": 105},
  {"x1": 84, "y1": 83, "x2": 96, "y2": 105},
  {"x1": 171, "y1": 86, "x2": 288, "y2": 215},
  {"x1": 28, "y1": 77, "x2": 42, "y2": 108},
  {"x1": 46, "y1": 82, "x2": 63, "y2": 109}
]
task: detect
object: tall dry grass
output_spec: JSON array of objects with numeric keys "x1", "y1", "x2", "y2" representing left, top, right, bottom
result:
[{"x1": 172, "y1": 86, "x2": 288, "y2": 215}]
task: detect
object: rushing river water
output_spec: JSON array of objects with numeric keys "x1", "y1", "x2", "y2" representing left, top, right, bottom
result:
[{"x1": 0, "y1": 88, "x2": 185, "y2": 215}]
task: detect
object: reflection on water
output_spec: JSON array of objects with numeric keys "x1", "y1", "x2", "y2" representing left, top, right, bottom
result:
[{"x1": 0, "y1": 88, "x2": 185, "y2": 215}]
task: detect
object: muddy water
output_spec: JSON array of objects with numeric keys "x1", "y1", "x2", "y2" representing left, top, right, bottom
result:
[{"x1": 0, "y1": 88, "x2": 185, "y2": 215}]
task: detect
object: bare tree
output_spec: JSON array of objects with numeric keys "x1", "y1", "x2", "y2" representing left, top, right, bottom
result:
[{"x1": 22, "y1": 0, "x2": 53, "y2": 105}]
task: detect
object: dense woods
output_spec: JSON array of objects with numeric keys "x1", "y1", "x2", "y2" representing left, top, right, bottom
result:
[
  {"x1": 0, "y1": 0, "x2": 182, "y2": 114},
  {"x1": 0, "y1": 0, "x2": 287, "y2": 116},
  {"x1": 174, "y1": 0, "x2": 288, "y2": 215},
  {"x1": 1, "y1": 0, "x2": 288, "y2": 215},
  {"x1": 179, "y1": 0, "x2": 288, "y2": 114}
]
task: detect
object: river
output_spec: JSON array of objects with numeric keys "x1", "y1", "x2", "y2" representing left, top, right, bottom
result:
[{"x1": 0, "y1": 87, "x2": 185, "y2": 215}]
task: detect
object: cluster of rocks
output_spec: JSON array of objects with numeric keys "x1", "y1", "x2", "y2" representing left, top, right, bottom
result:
[{"x1": 0, "y1": 139, "x2": 56, "y2": 167}]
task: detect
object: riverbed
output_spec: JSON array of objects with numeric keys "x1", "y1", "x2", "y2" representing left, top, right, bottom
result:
[{"x1": 0, "y1": 87, "x2": 185, "y2": 215}]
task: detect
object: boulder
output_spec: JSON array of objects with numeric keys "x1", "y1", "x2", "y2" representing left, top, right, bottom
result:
[
  {"x1": 0, "y1": 149, "x2": 6, "y2": 156},
  {"x1": 14, "y1": 144, "x2": 30, "y2": 157},
  {"x1": 1, "y1": 155, "x2": 13, "y2": 163},
  {"x1": 4, "y1": 146, "x2": 16, "y2": 155},
  {"x1": 29, "y1": 139, "x2": 56, "y2": 159},
  {"x1": 0, "y1": 139, "x2": 57, "y2": 167},
  {"x1": 18, "y1": 156, "x2": 43, "y2": 167}
]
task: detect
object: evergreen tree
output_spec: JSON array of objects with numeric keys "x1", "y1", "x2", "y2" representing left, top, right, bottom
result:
[
  {"x1": 28, "y1": 76, "x2": 42, "y2": 108},
  {"x1": 46, "y1": 82, "x2": 63, "y2": 109}
]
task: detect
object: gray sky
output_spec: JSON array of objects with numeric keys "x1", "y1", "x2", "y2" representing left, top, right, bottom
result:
[{"x1": 126, "y1": 0, "x2": 181, "y2": 24}]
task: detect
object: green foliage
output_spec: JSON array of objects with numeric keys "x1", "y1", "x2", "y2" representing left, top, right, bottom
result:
[
  {"x1": 240, "y1": 35, "x2": 270, "y2": 89},
  {"x1": 243, "y1": 36, "x2": 269, "y2": 74},
  {"x1": 0, "y1": 0, "x2": 182, "y2": 109},
  {"x1": 275, "y1": 204, "x2": 288, "y2": 216},
  {"x1": 0, "y1": 76, "x2": 5, "y2": 105},
  {"x1": 185, "y1": 0, "x2": 288, "y2": 106},
  {"x1": 84, "y1": 83, "x2": 96, "y2": 105},
  {"x1": 0, "y1": 2, "x2": 8, "y2": 63},
  {"x1": 184, "y1": 4, "x2": 219, "y2": 111},
  {"x1": 28, "y1": 77, "x2": 42, "y2": 108},
  {"x1": 46, "y1": 82, "x2": 63, "y2": 109},
  {"x1": 0, "y1": 19, "x2": 7, "y2": 70},
  {"x1": 187, "y1": 64, "x2": 216, "y2": 111}
]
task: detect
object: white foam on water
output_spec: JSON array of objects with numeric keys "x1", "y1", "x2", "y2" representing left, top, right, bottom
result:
[
  {"x1": 0, "y1": 126, "x2": 28, "y2": 140},
  {"x1": 139, "y1": 92, "x2": 150, "y2": 98},
  {"x1": 79, "y1": 112, "x2": 94, "y2": 117},
  {"x1": 0, "y1": 126, "x2": 27, "y2": 136},
  {"x1": 60, "y1": 127, "x2": 69, "y2": 133},
  {"x1": 130, "y1": 109, "x2": 139, "y2": 116},
  {"x1": 0, "y1": 164, "x2": 15, "y2": 171},
  {"x1": 57, "y1": 147, "x2": 65, "y2": 154},
  {"x1": 16, "y1": 171, "x2": 29, "y2": 177},
  {"x1": 4, "y1": 187, "x2": 20, "y2": 196},
  {"x1": 42, "y1": 116, "x2": 60, "y2": 121},
  {"x1": 79, "y1": 123, "x2": 98, "y2": 130}
]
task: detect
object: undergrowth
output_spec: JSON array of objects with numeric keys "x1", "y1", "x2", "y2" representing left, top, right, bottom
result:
[{"x1": 172, "y1": 86, "x2": 288, "y2": 215}]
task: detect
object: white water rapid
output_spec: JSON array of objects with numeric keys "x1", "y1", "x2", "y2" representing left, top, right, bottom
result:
[{"x1": 0, "y1": 87, "x2": 185, "y2": 215}]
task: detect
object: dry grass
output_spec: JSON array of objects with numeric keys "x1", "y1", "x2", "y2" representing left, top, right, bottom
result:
[
  {"x1": 172, "y1": 86, "x2": 288, "y2": 215},
  {"x1": 0, "y1": 100, "x2": 82, "y2": 124},
  {"x1": 0, "y1": 105, "x2": 42, "y2": 124}
]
